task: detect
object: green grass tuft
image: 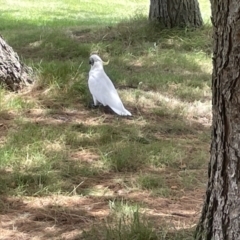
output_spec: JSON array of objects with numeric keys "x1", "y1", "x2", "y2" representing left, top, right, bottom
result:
[{"x1": 82, "y1": 203, "x2": 159, "y2": 240}]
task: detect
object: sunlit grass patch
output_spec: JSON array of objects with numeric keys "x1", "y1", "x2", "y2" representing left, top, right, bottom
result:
[
  {"x1": 199, "y1": 0, "x2": 211, "y2": 23},
  {"x1": 0, "y1": 119, "x2": 69, "y2": 195},
  {"x1": 135, "y1": 89, "x2": 211, "y2": 126},
  {"x1": 99, "y1": 136, "x2": 197, "y2": 172},
  {"x1": 1, "y1": 0, "x2": 148, "y2": 30},
  {"x1": 0, "y1": 87, "x2": 36, "y2": 111},
  {"x1": 120, "y1": 50, "x2": 211, "y2": 101}
]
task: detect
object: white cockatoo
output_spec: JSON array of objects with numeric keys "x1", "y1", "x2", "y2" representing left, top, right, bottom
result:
[{"x1": 88, "y1": 54, "x2": 132, "y2": 116}]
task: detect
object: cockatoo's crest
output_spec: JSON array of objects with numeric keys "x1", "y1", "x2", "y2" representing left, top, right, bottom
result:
[{"x1": 89, "y1": 54, "x2": 109, "y2": 67}]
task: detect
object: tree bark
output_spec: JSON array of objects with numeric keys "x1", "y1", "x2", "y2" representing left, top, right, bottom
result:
[
  {"x1": 195, "y1": 1, "x2": 240, "y2": 239},
  {"x1": 0, "y1": 35, "x2": 33, "y2": 91},
  {"x1": 149, "y1": 0, "x2": 203, "y2": 28}
]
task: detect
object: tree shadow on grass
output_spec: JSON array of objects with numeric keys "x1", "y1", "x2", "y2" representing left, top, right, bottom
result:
[
  {"x1": 0, "y1": 108, "x2": 209, "y2": 238},
  {"x1": 0, "y1": 194, "x2": 108, "y2": 239},
  {"x1": 0, "y1": 193, "x2": 197, "y2": 239},
  {"x1": 0, "y1": 104, "x2": 210, "y2": 193}
]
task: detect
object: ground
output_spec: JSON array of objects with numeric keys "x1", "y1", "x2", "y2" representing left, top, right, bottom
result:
[{"x1": 0, "y1": 95, "x2": 210, "y2": 239}]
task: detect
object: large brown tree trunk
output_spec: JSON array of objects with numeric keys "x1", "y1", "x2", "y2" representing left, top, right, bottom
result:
[
  {"x1": 195, "y1": 1, "x2": 240, "y2": 239},
  {"x1": 149, "y1": 0, "x2": 203, "y2": 28},
  {"x1": 0, "y1": 35, "x2": 33, "y2": 91}
]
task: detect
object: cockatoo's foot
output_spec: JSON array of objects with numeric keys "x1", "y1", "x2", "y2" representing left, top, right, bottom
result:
[{"x1": 88, "y1": 102, "x2": 100, "y2": 109}]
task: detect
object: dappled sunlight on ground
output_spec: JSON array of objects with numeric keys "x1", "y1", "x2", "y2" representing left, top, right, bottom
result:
[
  {"x1": 0, "y1": 187, "x2": 205, "y2": 239},
  {"x1": 0, "y1": 102, "x2": 209, "y2": 238},
  {"x1": 120, "y1": 88, "x2": 211, "y2": 127},
  {"x1": 0, "y1": 195, "x2": 108, "y2": 240},
  {"x1": 0, "y1": 78, "x2": 210, "y2": 238}
]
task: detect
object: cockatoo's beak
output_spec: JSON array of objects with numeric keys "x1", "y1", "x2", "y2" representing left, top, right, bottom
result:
[
  {"x1": 89, "y1": 59, "x2": 94, "y2": 65},
  {"x1": 102, "y1": 60, "x2": 110, "y2": 65}
]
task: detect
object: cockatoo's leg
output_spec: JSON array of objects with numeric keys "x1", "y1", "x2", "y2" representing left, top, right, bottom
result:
[
  {"x1": 88, "y1": 96, "x2": 100, "y2": 109},
  {"x1": 93, "y1": 96, "x2": 99, "y2": 106}
]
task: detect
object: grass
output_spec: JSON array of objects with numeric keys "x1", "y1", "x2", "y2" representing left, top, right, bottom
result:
[
  {"x1": 81, "y1": 200, "x2": 196, "y2": 240},
  {"x1": 82, "y1": 205, "x2": 159, "y2": 240},
  {"x1": 0, "y1": 0, "x2": 211, "y2": 239}
]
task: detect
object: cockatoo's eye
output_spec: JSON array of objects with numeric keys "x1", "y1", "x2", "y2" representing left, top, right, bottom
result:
[{"x1": 89, "y1": 58, "x2": 94, "y2": 65}]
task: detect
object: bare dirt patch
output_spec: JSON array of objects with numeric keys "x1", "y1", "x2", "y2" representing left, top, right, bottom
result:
[{"x1": 0, "y1": 187, "x2": 204, "y2": 239}]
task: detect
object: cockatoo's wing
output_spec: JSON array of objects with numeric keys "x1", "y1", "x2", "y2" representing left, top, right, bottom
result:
[{"x1": 88, "y1": 69, "x2": 131, "y2": 116}]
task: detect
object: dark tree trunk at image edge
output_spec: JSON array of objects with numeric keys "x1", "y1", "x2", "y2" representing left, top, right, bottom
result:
[
  {"x1": 0, "y1": 35, "x2": 33, "y2": 91},
  {"x1": 195, "y1": 1, "x2": 240, "y2": 239},
  {"x1": 149, "y1": 0, "x2": 203, "y2": 28}
]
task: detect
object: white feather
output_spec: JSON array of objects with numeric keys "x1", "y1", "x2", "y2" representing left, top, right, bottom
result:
[{"x1": 88, "y1": 54, "x2": 132, "y2": 116}]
